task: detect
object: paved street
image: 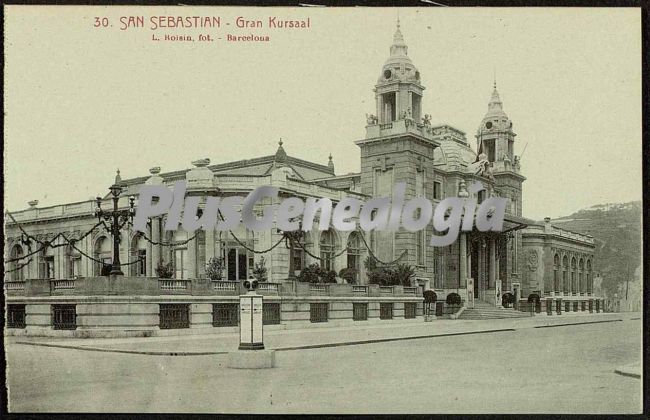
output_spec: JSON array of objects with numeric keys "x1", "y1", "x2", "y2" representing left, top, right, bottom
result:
[{"x1": 5, "y1": 316, "x2": 642, "y2": 413}]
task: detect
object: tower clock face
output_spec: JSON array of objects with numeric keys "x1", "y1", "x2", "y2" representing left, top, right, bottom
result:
[
  {"x1": 384, "y1": 69, "x2": 392, "y2": 79},
  {"x1": 485, "y1": 121, "x2": 493, "y2": 129}
]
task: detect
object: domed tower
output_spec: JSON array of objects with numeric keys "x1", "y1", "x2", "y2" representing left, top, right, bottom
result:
[
  {"x1": 476, "y1": 81, "x2": 516, "y2": 173},
  {"x1": 355, "y1": 21, "x2": 439, "y2": 275},
  {"x1": 375, "y1": 19, "x2": 424, "y2": 124},
  {"x1": 474, "y1": 82, "x2": 526, "y2": 215}
]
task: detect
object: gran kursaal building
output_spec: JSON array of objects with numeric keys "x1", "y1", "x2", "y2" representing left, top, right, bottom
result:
[{"x1": 5, "y1": 24, "x2": 600, "y2": 324}]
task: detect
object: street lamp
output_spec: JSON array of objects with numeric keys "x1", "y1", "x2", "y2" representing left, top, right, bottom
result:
[{"x1": 95, "y1": 170, "x2": 136, "y2": 276}]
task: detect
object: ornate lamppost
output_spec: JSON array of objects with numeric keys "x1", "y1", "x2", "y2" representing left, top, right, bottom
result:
[{"x1": 95, "y1": 170, "x2": 136, "y2": 276}]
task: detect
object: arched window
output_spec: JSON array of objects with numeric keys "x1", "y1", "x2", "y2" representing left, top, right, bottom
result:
[
  {"x1": 219, "y1": 228, "x2": 254, "y2": 281},
  {"x1": 578, "y1": 258, "x2": 585, "y2": 293},
  {"x1": 562, "y1": 255, "x2": 569, "y2": 293},
  {"x1": 9, "y1": 244, "x2": 25, "y2": 281},
  {"x1": 130, "y1": 233, "x2": 147, "y2": 277},
  {"x1": 67, "y1": 245, "x2": 82, "y2": 279},
  {"x1": 346, "y1": 232, "x2": 361, "y2": 283},
  {"x1": 586, "y1": 259, "x2": 592, "y2": 293},
  {"x1": 319, "y1": 230, "x2": 337, "y2": 272},
  {"x1": 571, "y1": 257, "x2": 577, "y2": 294},
  {"x1": 94, "y1": 236, "x2": 112, "y2": 276},
  {"x1": 553, "y1": 253, "x2": 560, "y2": 293}
]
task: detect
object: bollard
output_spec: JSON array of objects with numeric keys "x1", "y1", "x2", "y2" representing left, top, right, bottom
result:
[{"x1": 227, "y1": 278, "x2": 275, "y2": 369}]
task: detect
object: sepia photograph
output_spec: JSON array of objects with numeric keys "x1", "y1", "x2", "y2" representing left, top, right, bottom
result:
[{"x1": 3, "y1": 5, "x2": 644, "y2": 414}]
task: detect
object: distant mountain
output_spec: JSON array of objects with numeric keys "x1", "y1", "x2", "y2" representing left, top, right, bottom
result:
[{"x1": 548, "y1": 201, "x2": 642, "y2": 298}]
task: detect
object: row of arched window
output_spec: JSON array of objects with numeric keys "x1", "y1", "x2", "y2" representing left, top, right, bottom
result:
[
  {"x1": 553, "y1": 253, "x2": 593, "y2": 294},
  {"x1": 8, "y1": 229, "x2": 367, "y2": 282}
]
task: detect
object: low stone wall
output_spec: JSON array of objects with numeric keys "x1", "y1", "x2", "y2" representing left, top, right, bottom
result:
[{"x1": 5, "y1": 290, "x2": 424, "y2": 338}]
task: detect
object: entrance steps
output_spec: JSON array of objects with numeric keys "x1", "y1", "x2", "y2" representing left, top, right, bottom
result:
[{"x1": 458, "y1": 301, "x2": 531, "y2": 320}]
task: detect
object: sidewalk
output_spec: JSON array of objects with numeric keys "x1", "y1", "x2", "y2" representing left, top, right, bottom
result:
[{"x1": 11, "y1": 312, "x2": 638, "y2": 356}]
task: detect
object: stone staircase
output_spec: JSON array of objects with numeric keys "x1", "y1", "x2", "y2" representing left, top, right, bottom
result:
[{"x1": 458, "y1": 301, "x2": 532, "y2": 320}]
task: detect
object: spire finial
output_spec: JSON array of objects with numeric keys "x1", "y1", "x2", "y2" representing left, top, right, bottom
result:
[
  {"x1": 115, "y1": 168, "x2": 122, "y2": 184},
  {"x1": 493, "y1": 67, "x2": 497, "y2": 90},
  {"x1": 279, "y1": 138, "x2": 283, "y2": 147}
]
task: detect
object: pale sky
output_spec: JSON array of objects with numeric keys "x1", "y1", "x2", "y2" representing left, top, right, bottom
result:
[{"x1": 4, "y1": 6, "x2": 642, "y2": 220}]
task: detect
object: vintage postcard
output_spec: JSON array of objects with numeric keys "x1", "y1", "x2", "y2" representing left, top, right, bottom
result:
[{"x1": 3, "y1": 5, "x2": 643, "y2": 414}]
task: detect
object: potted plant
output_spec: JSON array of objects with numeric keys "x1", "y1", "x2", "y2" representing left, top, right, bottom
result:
[
  {"x1": 297, "y1": 263, "x2": 321, "y2": 283},
  {"x1": 394, "y1": 263, "x2": 415, "y2": 286},
  {"x1": 445, "y1": 292, "x2": 462, "y2": 315},
  {"x1": 338, "y1": 267, "x2": 357, "y2": 284},
  {"x1": 205, "y1": 257, "x2": 225, "y2": 281},
  {"x1": 155, "y1": 261, "x2": 174, "y2": 279},
  {"x1": 252, "y1": 256, "x2": 268, "y2": 282}
]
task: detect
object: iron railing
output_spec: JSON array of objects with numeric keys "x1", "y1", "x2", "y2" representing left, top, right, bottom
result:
[
  {"x1": 52, "y1": 304, "x2": 77, "y2": 330},
  {"x1": 212, "y1": 303, "x2": 238, "y2": 327},
  {"x1": 310, "y1": 302, "x2": 328, "y2": 323},
  {"x1": 7, "y1": 304, "x2": 26, "y2": 328},
  {"x1": 380, "y1": 302, "x2": 393, "y2": 320},
  {"x1": 353, "y1": 302, "x2": 368, "y2": 321},
  {"x1": 404, "y1": 302, "x2": 417, "y2": 319},
  {"x1": 263, "y1": 303, "x2": 281, "y2": 325},
  {"x1": 159, "y1": 304, "x2": 190, "y2": 329}
]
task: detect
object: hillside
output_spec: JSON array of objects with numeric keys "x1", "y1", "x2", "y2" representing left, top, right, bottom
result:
[{"x1": 548, "y1": 201, "x2": 642, "y2": 298}]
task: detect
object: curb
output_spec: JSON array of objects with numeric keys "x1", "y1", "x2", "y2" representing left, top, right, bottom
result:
[
  {"x1": 614, "y1": 366, "x2": 641, "y2": 379},
  {"x1": 274, "y1": 328, "x2": 516, "y2": 352},
  {"x1": 15, "y1": 317, "x2": 630, "y2": 357},
  {"x1": 15, "y1": 341, "x2": 227, "y2": 356},
  {"x1": 533, "y1": 319, "x2": 623, "y2": 329}
]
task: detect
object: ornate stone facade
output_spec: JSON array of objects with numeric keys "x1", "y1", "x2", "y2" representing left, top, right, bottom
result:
[{"x1": 5, "y1": 22, "x2": 598, "y2": 307}]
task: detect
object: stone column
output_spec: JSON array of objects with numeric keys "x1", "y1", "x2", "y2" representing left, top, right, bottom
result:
[
  {"x1": 489, "y1": 237, "x2": 496, "y2": 289},
  {"x1": 205, "y1": 228, "x2": 215, "y2": 263},
  {"x1": 151, "y1": 217, "x2": 161, "y2": 276},
  {"x1": 459, "y1": 233, "x2": 467, "y2": 289},
  {"x1": 146, "y1": 224, "x2": 153, "y2": 277},
  {"x1": 187, "y1": 235, "x2": 197, "y2": 279}
]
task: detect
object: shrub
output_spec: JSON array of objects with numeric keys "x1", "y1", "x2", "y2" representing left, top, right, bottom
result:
[
  {"x1": 446, "y1": 292, "x2": 462, "y2": 305},
  {"x1": 252, "y1": 256, "x2": 268, "y2": 282},
  {"x1": 155, "y1": 261, "x2": 174, "y2": 279},
  {"x1": 502, "y1": 292, "x2": 514, "y2": 307},
  {"x1": 205, "y1": 257, "x2": 225, "y2": 280},
  {"x1": 394, "y1": 264, "x2": 415, "y2": 286},
  {"x1": 423, "y1": 290, "x2": 437, "y2": 303},
  {"x1": 338, "y1": 268, "x2": 357, "y2": 284},
  {"x1": 323, "y1": 270, "x2": 337, "y2": 284},
  {"x1": 527, "y1": 293, "x2": 541, "y2": 303},
  {"x1": 297, "y1": 263, "x2": 321, "y2": 283}
]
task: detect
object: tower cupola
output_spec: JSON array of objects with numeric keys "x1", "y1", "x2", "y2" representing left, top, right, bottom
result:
[{"x1": 374, "y1": 20, "x2": 425, "y2": 124}]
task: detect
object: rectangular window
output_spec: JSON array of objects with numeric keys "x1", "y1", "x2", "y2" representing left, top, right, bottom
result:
[
  {"x1": 45, "y1": 256, "x2": 55, "y2": 279},
  {"x1": 52, "y1": 304, "x2": 76, "y2": 330},
  {"x1": 433, "y1": 181, "x2": 442, "y2": 200},
  {"x1": 263, "y1": 303, "x2": 281, "y2": 325},
  {"x1": 353, "y1": 303, "x2": 368, "y2": 321},
  {"x1": 159, "y1": 304, "x2": 190, "y2": 329},
  {"x1": 404, "y1": 302, "x2": 417, "y2": 319},
  {"x1": 212, "y1": 303, "x2": 239, "y2": 327},
  {"x1": 433, "y1": 248, "x2": 444, "y2": 289},
  {"x1": 7, "y1": 304, "x2": 26, "y2": 329},
  {"x1": 310, "y1": 303, "x2": 328, "y2": 323},
  {"x1": 174, "y1": 249, "x2": 187, "y2": 279},
  {"x1": 380, "y1": 302, "x2": 393, "y2": 320},
  {"x1": 137, "y1": 250, "x2": 146, "y2": 277}
]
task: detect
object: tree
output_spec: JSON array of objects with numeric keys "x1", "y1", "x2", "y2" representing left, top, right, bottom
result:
[
  {"x1": 155, "y1": 261, "x2": 174, "y2": 279},
  {"x1": 252, "y1": 256, "x2": 268, "y2": 282}
]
